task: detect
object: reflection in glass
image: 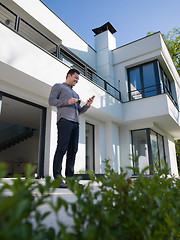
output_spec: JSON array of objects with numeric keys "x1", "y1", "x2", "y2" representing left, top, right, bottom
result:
[
  {"x1": 132, "y1": 130, "x2": 149, "y2": 174},
  {"x1": 132, "y1": 129, "x2": 166, "y2": 174},
  {"x1": 129, "y1": 67, "x2": 142, "y2": 100},
  {"x1": 85, "y1": 123, "x2": 94, "y2": 171},
  {"x1": 143, "y1": 63, "x2": 156, "y2": 97},
  {"x1": 150, "y1": 131, "x2": 158, "y2": 170}
]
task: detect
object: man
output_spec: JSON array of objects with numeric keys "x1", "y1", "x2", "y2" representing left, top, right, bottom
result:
[{"x1": 49, "y1": 68, "x2": 95, "y2": 187}]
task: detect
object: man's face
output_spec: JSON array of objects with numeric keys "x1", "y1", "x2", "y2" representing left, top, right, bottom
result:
[{"x1": 67, "y1": 73, "x2": 79, "y2": 87}]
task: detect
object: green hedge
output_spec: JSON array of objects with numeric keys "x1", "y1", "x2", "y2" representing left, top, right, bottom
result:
[{"x1": 0, "y1": 161, "x2": 179, "y2": 240}]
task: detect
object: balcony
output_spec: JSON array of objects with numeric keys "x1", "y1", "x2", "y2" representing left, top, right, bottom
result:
[
  {"x1": 0, "y1": 2, "x2": 121, "y2": 101},
  {"x1": 123, "y1": 93, "x2": 180, "y2": 138},
  {"x1": 129, "y1": 84, "x2": 179, "y2": 110}
]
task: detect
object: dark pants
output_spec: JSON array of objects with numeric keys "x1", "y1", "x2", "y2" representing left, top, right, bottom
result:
[{"x1": 53, "y1": 118, "x2": 79, "y2": 179}]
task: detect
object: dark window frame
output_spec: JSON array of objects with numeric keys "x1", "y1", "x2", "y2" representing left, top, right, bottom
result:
[
  {"x1": 131, "y1": 128, "x2": 166, "y2": 175},
  {"x1": 85, "y1": 122, "x2": 95, "y2": 172},
  {"x1": 127, "y1": 60, "x2": 179, "y2": 109},
  {"x1": 128, "y1": 60, "x2": 161, "y2": 101}
]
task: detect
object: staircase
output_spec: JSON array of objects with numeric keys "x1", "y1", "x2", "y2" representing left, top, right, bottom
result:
[{"x1": 0, "y1": 125, "x2": 35, "y2": 152}]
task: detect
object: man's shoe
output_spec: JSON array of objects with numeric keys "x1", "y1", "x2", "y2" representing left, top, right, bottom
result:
[{"x1": 58, "y1": 182, "x2": 68, "y2": 188}]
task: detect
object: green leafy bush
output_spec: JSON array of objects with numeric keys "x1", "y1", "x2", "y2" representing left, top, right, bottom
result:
[
  {"x1": 0, "y1": 160, "x2": 180, "y2": 240},
  {"x1": 0, "y1": 163, "x2": 61, "y2": 240}
]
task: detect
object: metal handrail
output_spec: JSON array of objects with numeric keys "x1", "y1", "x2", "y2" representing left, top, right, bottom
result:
[
  {"x1": 0, "y1": 2, "x2": 121, "y2": 101},
  {"x1": 129, "y1": 84, "x2": 161, "y2": 93},
  {"x1": 0, "y1": 2, "x2": 17, "y2": 30},
  {"x1": 129, "y1": 84, "x2": 179, "y2": 110},
  {"x1": 164, "y1": 85, "x2": 179, "y2": 110},
  {"x1": 19, "y1": 18, "x2": 58, "y2": 48}
]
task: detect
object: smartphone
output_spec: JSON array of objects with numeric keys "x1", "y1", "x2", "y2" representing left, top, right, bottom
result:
[
  {"x1": 90, "y1": 95, "x2": 95, "y2": 100},
  {"x1": 77, "y1": 99, "x2": 81, "y2": 104}
]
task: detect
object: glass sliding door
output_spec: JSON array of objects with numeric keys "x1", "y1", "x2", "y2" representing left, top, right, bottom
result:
[
  {"x1": 0, "y1": 92, "x2": 46, "y2": 177},
  {"x1": 85, "y1": 123, "x2": 95, "y2": 172}
]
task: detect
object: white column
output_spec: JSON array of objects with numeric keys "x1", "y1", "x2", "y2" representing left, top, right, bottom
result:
[
  {"x1": 74, "y1": 116, "x2": 86, "y2": 173},
  {"x1": 44, "y1": 107, "x2": 57, "y2": 177}
]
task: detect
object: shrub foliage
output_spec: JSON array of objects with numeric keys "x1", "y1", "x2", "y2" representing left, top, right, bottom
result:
[{"x1": 0, "y1": 160, "x2": 180, "y2": 240}]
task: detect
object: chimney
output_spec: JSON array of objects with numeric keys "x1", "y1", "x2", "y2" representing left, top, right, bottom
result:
[{"x1": 92, "y1": 22, "x2": 117, "y2": 86}]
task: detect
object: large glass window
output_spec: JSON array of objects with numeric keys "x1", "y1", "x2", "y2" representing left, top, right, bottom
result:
[
  {"x1": 131, "y1": 129, "x2": 166, "y2": 174},
  {"x1": 150, "y1": 131, "x2": 159, "y2": 168},
  {"x1": 85, "y1": 123, "x2": 95, "y2": 171},
  {"x1": 0, "y1": 92, "x2": 46, "y2": 177},
  {"x1": 128, "y1": 61, "x2": 159, "y2": 100},
  {"x1": 159, "y1": 66, "x2": 178, "y2": 108},
  {"x1": 158, "y1": 134, "x2": 166, "y2": 168},
  {"x1": 160, "y1": 67, "x2": 171, "y2": 94},
  {"x1": 128, "y1": 60, "x2": 179, "y2": 109},
  {"x1": 142, "y1": 63, "x2": 157, "y2": 97},
  {"x1": 129, "y1": 67, "x2": 142, "y2": 100},
  {"x1": 131, "y1": 129, "x2": 150, "y2": 174}
]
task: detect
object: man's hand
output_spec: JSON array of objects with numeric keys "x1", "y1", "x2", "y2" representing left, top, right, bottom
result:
[
  {"x1": 86, "y1": 95, "x2": 95, "y2": 107},
  {"x1": 68, "y1": 98, "x2": 79, "y2": 105}
]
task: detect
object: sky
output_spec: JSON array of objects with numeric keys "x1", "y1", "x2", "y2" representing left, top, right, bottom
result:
[{"x1": 41, "y1": 0, "x2": 180, "y2": 49}]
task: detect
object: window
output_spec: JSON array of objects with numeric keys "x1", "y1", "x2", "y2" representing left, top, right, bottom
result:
[
  {"x1": 160, "y1": 67, "x2": 172, "y2": 94},
  {"x1": 128, "y1": 60, "x2": 179, "y2": 109},
  {"x1": 142, "y1": 63, "x2": 157, "y2": 97},
  {"x1": 159, "y1": 66, "x2": 178, "y2": 108},
  {"x1": 131, "y1": 129, "x2": 166, "y2": 174},
  {"x1": 85, "y1": 123, "x2": 95, "y2": 171},
  {"x1": 131, "y1": 129, "x2": 150, "y2": 174},
  {"x1": 150, "y1": 130, "x2": 159, "y2": 167},
  {"x1": 128, "y1": 67, "x2": 142, "y2": 99},
  {"x1": 128, "y1": 61, "x2": 159, "y2": 100}
]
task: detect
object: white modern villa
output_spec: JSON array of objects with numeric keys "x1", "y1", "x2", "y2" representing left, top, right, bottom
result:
[{"x1": 0, "y1": 0, "x2": 179, "y2": 178}]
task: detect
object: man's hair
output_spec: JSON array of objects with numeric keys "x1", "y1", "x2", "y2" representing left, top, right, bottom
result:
[{"x1": 66, "y1": 68, "x2": 80, "y2": 79}]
